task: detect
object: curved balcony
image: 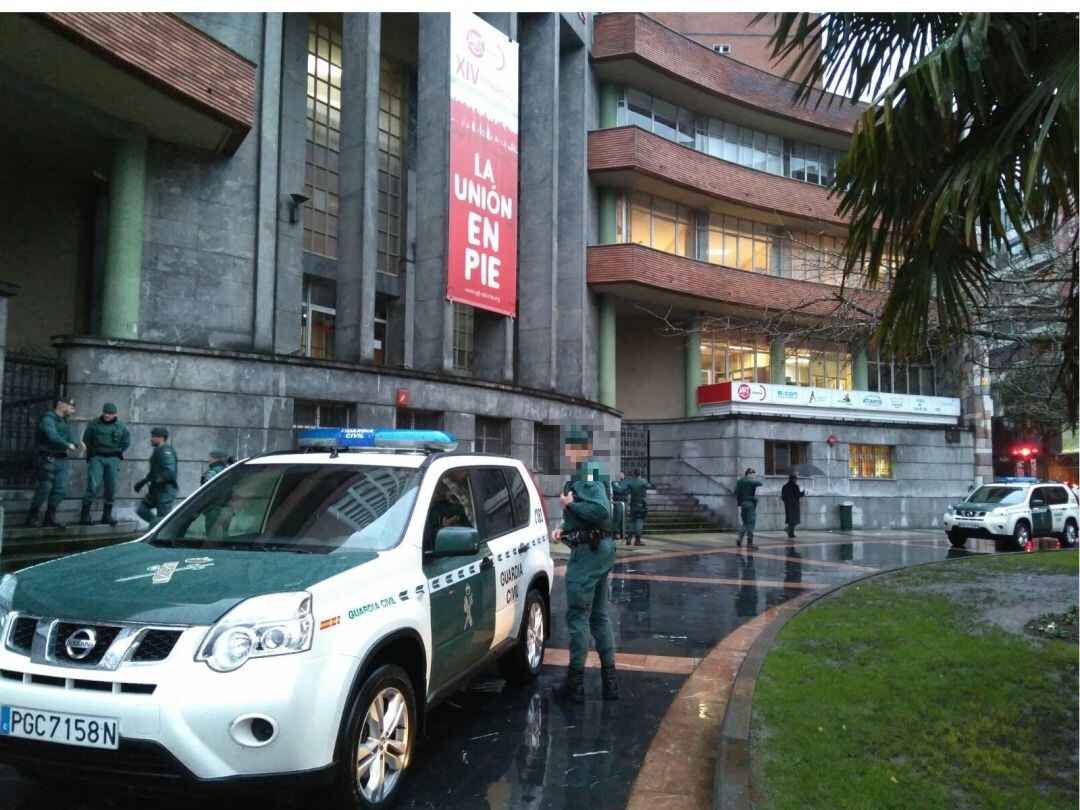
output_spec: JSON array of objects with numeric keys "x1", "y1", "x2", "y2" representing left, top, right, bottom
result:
[{"x1": 586, "y1": 243, "x2": 882, "y2": 320}]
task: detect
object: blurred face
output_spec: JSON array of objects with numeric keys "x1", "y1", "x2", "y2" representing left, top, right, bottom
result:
[
  {"x1": 564, "y1": 444, "x2": 591, "y2": 466},
  {"x1": 150, "y1": 436, "x2": 165, "y2": 448},
  {"x1": 102, "y1": 412, "x2": 117, "y2": 423},
  {"x1": 58, "y1": 402, "x2": 75, "y2": 417}
]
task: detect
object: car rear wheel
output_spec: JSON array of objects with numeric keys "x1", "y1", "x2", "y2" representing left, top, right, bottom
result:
[
  {"x1": 947, "y1": 529, "x2": 967, "y2": 549},
  {"x1": 335, "y1": 664, "x2": 416, "y2": 809},
  {"x1": 498, "y1": 588, "x2": 546, "y2": 684},
  {"x1": 1012, "y1": 521, "x2": 1031, "y2": 552},
  {"x1": 1062, "y1": 520, "x2": 1078, "y2": 548}
]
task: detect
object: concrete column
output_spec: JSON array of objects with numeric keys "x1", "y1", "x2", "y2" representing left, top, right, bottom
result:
[
  {"x1": 517, "y1": 13, "x2": 560, "y2": 391},
  {"x1": 413, "y1": 14, "x2": 454, "y2": 373},
  {"x1": 101, "y1": 133, "x2": 147, "y2": 339},
  {"x1": 253, "y1": 13, "x2": 284, "y2": 353},
  {"x1": 337, "y1": 13, "x2": 381, "y2": 363},
  {"x1": 599, "y1": 295, "x2": 616, "y2": 408},
  {"x1": 273, "y1": 12, "x2": 310, "y2": 355},
  {"x1": 851, "y1": 343, "x2": 868, "y2": 390},
  {"x1": 770, "y1": 338, "x2": 787, "y2": 385},
  {"x1": 598, "y1": 187, "x2": 617, "y2": 244},
  {"x1": 686, "y1": 315, "x2": 701, "y2": 416},
  {"x1": 598, "y1": 83, "x2": 617, "y2": 128}
]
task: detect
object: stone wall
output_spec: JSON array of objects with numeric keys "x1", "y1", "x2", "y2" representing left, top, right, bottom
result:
[
  {"x1": 55, "y1": 338, "x2": 619, "y2": 523},
  {"x1": 639, "y1": 414, "x2": 975, "y2": 531}
]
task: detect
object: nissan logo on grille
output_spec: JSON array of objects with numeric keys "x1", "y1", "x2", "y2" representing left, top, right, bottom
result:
[{"x1": 64, "y1": 628, "x2": 98, "y2": 660}]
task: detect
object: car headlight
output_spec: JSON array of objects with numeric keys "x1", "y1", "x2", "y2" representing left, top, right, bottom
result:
[
  {"x1": 0, "y1": 574, "x2": 15, "y2": 636},
  {"x1": 197, "y1": 592, "x2": 313, "y2": 673}
]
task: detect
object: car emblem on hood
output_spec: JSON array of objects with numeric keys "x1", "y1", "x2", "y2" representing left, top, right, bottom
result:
[
  {"x1": 65, "y1": 628, "x2": 97, "y2": 660},
  {"x1": 115, "y1": 557, "x2": 215, "y2": 584}
]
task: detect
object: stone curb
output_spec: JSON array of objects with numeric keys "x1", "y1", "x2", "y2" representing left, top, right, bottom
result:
[{"x1": 711, "y1": 548, "x2": 1070, "y2": 809}]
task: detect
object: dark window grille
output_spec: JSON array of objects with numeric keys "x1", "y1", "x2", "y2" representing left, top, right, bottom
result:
[
  {"x1": 1, "y1": 356, "x2": 64, "y2": 486},
  {"x1": 621, "y1": 424, "x2": 650, "y2": 480}
]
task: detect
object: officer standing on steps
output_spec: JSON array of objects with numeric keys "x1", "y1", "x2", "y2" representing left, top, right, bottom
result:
[
  {"x1": 134, "y1": 427, "x2": 179, "y2": 528},
  {"x1": 551, "y1": 426, "x2": 618, "y2": 704},
  {"x1": 735, "y1": 468, "x2": 763, "y2": 548},
  {"x1": 24, "y1": 397, "x2": 84, "y2": 529},
  {"x1": 80, "y1": 403, "x2": 131, "y2": 526},
  {"x1": 611, "y1": 471, "x2": 629, "y2": 541}
]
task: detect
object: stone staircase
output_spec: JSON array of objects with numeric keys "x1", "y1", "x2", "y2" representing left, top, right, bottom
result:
[
  {"x1": 0, "y1": 489, "x2": 141, "y2": 572},
  {"x1": 639, "y1": 483, "x2": 728, "y2": 534}
]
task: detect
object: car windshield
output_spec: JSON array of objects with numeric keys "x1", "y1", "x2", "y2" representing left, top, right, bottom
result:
[
  {"x1": 966, "y1": 486, "x2": 1026, "y2": 505},
  {"x1": 151, "y1": 463, "x2": 421, "y2": 553}
]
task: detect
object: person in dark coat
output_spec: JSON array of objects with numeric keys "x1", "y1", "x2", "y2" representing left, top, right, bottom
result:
[{"x1": 781, "y1": 474, "x2": 807, "y2": 538}]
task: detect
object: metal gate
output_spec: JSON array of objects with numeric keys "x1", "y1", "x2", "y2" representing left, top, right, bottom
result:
[
  {"x1": 1, "y1": 356, "x2": 64, "y2": 486},
  {"x1": 620, "y1": 423, "x2": 650, "y2": 480}
]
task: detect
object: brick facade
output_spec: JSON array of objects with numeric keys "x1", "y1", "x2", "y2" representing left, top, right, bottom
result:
[
  {"x1": 587, "y1": 243, "x2": 882, "y2": 318},
  {"x1": 39, "y1": 12, "x2": 255, "y2": 151},
  {"x1": 593, "y1": 12, "x2": 862, "y2": 137},
  {"x1": 589, "y1": 126, "x2": 848, "y2": 228}
]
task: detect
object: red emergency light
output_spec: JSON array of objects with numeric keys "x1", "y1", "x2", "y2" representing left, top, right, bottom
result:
[{"x1": 1011, "y1": 445, "x2": 1040, "y2": 458}]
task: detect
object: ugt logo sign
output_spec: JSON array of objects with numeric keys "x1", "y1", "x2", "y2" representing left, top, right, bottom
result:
[
  {"x1": 466, "y1": 29, "x2": 485, "y2": 58},
  {"x1": 737, "y1": 384, "x2": 752, "y2": 400}
]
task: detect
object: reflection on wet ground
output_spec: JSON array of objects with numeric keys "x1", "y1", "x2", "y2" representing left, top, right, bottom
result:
[{"x1": 2, "y1": 534, "x2": 1063, "y2": 810}]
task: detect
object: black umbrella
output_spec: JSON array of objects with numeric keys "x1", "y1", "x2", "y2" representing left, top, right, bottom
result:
[{"x1": 789, "y1": 463, "x2": 826, "y2": 477}]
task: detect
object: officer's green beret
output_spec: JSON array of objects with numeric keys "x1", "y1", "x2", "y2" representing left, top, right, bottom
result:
[
  {"x1": 564, "y1": 425, "x2": 592, "y2": 446},
  {"x1": 101, "y1": 402, "x2": 118, "y2": 414},
  {"x1": 150, "y1": 426, "x2": 170, "y2": 438},
  {"x1": 209, "y1": 449, "x2": 228, "y2": 460}
]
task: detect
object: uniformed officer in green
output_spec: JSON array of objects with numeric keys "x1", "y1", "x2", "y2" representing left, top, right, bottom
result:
[
  {"x1": 611, "y1": 471, "x2": 629, "y2": 542},
  {"x1": 134, "y1": 427, "x2": 179, "y2": 527},
  {"x1": 24, "y1": 397, "x2": 84, "y2": 529},
  {"x1": 735, "y1": 468, "x2": 763, "y2": 547},
  {"x1": 624, "y1": 468, "x2": 652, "y2": 547},
  {"x1": 201, "y1": 450, "x2": 232, "y2": 486},
  {"x1": 79, "y1": 402, "x2": 131, "y2": 526},
  {"x1": 552, "y1": 426, "x2": 618, "y2": 703}
]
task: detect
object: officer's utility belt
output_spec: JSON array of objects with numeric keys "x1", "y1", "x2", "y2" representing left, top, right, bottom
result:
[
  {"x1": 38, "y1": 451, "x2": 66, "y2": 459},
  {"x1": 91, "y1": 451, "x2": 123, "y2": 459},
  {"x1": 562, "y1": 528, "x2": 609, "y2": 549}
]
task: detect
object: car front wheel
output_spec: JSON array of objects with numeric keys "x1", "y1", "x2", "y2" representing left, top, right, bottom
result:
[
  {"x1": 947, "y1": 529, "x2": 967, "y2": 549},
  {"x1": 498, "y1": 588, "x2": 546, "y2": 684},
  {"x1": 335, "y1": 664, "x2": 416, "y2": 809},
  {"x1": 1012, "y1": 521, "x2": 1031, "y2": 552}
]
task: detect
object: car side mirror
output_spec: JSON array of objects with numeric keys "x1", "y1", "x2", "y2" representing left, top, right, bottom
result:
[{"x1": 433, "y1": 526, "x2": 480, "y2": 556}]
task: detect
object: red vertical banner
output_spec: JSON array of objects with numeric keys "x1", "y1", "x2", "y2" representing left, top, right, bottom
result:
[{"x1": 447, "y1": 13, "x2": 519, "y2": 317}]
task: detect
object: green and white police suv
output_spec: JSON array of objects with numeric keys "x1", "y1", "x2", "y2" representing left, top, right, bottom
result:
[
  {"x1": 0, "y1": 428, "x2": 553, "y2": 807},
  {"x1": 944, "y1": 477, "x2": 1079, "y2": 551}
]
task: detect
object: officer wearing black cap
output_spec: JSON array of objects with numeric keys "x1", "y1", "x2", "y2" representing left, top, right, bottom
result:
[
  {"x1": 79, "y1": 402, "x2": 131, "y2": 526},
  {"x1": 200, "y1": 449, "x2": 232, "y2": 486},
  {"x1": 24, "y1": 397, "x2": 84, "y2": 529},
  {"x1": 552, "y1": 425, "x2": 618, "y2": 704},
  {"x1": 134, "y1": 427, "x2": 179, "y2": 527}
]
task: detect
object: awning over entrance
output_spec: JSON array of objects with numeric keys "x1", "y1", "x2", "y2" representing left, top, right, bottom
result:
[{"x1": 0, "y1": 13, "x2": 255, "y2": 154}]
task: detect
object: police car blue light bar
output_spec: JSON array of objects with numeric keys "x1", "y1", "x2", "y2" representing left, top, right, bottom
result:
[
  {"x1": 994, "y1": 476, "x2": 1040, "y2": 484},
  {"x1": 297, "y1": 428, "x2": 458, "y2": 453}
]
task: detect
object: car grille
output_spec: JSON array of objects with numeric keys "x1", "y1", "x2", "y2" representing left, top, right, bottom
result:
[
  {"x1": 51, "y1": 623, "x2": 123, "y2": 665},
  {"x1": 9, "y1": 616, "x2": 37, "y2": 653},
  {"x1": 0, "y1": 735, "x2": 187, "y2": 784},
  {"x1": 958, "y1": 509, "x2": 986, "y2": 518},
  {"x1": 131, "y1": 630, "x2": 182, "y2": 663}
]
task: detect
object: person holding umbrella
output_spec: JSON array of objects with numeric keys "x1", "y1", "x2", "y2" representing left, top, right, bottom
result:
[{"x1": 781, "y1": 473, "x2": 807, "y2": 538}]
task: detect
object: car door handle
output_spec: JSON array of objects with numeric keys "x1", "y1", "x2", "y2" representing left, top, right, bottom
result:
[
  {"x1": 480, "y1": 556, "x2": 494, "y2": 571},
  {"x1": 517, "y1": 543, "x2": 530, "y2": 554}
]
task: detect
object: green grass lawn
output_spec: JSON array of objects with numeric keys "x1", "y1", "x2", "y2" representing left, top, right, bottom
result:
[{"x1": 752, "y1": 551, "x2": 1079, "y2": 809}]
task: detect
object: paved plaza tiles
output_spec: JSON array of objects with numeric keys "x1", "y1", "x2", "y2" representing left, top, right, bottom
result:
[{"x1": 1, "y1": 530, "x2": 1016, "y2": 810}]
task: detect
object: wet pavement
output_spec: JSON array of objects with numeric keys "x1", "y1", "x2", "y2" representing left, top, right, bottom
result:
[{"x1": 0, "y1": 530, "x2": 1065, "y2": 810}]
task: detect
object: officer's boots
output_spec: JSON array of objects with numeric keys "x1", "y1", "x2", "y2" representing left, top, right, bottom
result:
[
  {"x1": 633, "y1": 535, "x2": 645, "y2": 547},
  {"x1": 79, "y1": 503, "x2": 93, "y2": 526},
  {"x1": 100, "y1": 505, "x2": 118, "y2": 527},
  {"x1": 23, "y1": 508, "x2": 41, "y2": 529},
  {"x1": 601, "y1": 664, "x2": 619, "y2": 700},
  {"x1": 42, "y1": 508, "x2": 66, "y2": 530},
  {"x1": 554, "y1": 666, "x2": 585, "y2": 704}
]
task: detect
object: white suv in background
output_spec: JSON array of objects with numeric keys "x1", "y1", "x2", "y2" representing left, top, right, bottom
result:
[{"x1": 944, "y1": 479, "x2": 1079, "y2": 551}]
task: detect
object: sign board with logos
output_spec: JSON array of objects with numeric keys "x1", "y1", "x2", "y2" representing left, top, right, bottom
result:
[
  {"x1": 697, "y1": 381, "x2": 961, "y2": 425},
  {"x1": 446, "y1": 13, "x2": 519, "y2": 317}
]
